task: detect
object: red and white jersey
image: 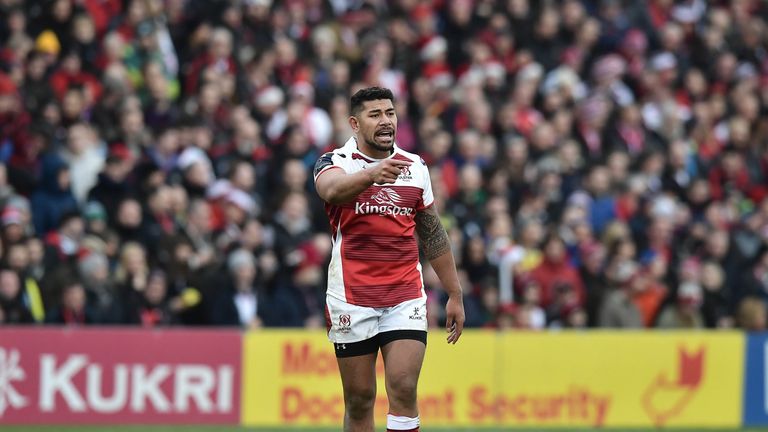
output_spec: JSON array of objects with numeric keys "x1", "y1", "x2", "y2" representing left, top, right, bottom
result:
[{"x1": 314, "y1": 137, "x2": 434, "y2": 307}]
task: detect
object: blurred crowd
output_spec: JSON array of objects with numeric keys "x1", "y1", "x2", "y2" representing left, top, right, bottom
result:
[{"x1": 0, "y1": 0, "x2": 767, "y2": 330}]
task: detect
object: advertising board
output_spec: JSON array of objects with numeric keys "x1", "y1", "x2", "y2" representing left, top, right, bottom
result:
[
  {"x1": 241, "y1": 331, "x2": 743, "y2": 428},
  {"x1": 743, "y1": 333, "x2": 768, "y2": 426},
  {"x1": 0, "y1": 328, "x2": 241, "y2": 424}
]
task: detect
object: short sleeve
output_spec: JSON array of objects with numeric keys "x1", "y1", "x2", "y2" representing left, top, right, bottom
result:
[
  {"x1": 418, "y1": 158, "x2": 434, "y2": 210},
  {"x1": 313, "y1": 152, "x2": 342, "y2": 182}
]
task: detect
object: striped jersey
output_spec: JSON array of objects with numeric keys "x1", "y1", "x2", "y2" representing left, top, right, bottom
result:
[{"x1": 314, "y1": 137, "x2": 434, "y2": 307}]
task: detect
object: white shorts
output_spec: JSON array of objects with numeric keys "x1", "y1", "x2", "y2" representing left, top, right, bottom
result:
[{"x1": 326, "y1": 295, "x2": 428, "y2": 344}]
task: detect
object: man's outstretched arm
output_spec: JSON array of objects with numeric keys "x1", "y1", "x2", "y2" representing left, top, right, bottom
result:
[
  {"x1": 315, "y1": 157, "x2": 411, "y2": 205},
  {"x1": 415, "y1": 206, "x2": 465, "y2": 343}
]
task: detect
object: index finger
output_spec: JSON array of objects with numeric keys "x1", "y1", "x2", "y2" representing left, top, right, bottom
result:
[{"x1": 386, "y1": 159, "x2": 412, "y2": 166}]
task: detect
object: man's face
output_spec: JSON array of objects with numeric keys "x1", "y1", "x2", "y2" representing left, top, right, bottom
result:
[
  {"x1": 57, "y1": 169, "x2": 71, "y2": 190},
  {"x1": 0, "y1": 270, "x2": 18, "y2": 300},
  {"x1": 63, "y1": 285, "x2": 85, "y2": 312},
  {"x1": 62, "y1": 217, "x2": 84, "y2": 240},
  {"x1": 352, "y1": 99, "x2": 397, "y2": 153}
]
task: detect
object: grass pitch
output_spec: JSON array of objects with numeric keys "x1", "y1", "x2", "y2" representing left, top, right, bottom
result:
[{"x1": 2, "y1": 427, "x2": 768, "y2": 432}]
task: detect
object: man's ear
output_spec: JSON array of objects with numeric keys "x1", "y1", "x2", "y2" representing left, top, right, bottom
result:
[{"x1": 348, "y1": 116, "x2": 359, "y2": 132}]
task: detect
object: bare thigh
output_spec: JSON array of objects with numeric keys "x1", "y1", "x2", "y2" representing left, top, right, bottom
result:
[
  {"x1": 337, "y1": 352, "x2": 378, "y2": 412},
  {"x1": 381, "y1": 339, "x2": 426, "y2": 415}
]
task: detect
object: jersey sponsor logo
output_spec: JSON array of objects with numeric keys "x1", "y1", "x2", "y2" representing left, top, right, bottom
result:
[
  {"x1": 355, "y1": 188, "x2": 414, "y2": 216},
  {"x1": 338, "y1": 314, "x2": 351, "y2": 334},
  {"x1": 372, "y1": 188, "x2": 400, "y2": 206},
  {"x1": 0, "y1": 347, "x2": 235, "y2": 417}
]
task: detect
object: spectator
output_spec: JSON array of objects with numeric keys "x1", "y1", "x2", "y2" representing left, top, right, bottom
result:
[
  {"x1": 2, "y1": 206, "x2": 26, "y2": 245},
  {"x1": 579, "y1": 242, "x2": 608, "y2": 327},
  {"x1": 598, "y1": 261, "x2": 644, "y2": 328},
  {"x1": 124, "y1": 269, "x2": 177, "y2": 327},
  {"x1": 78, "y1": 250, "x2": 119, "y2": 323},
  {"x1": 142, "y1": 185, "x2": 177, "y2": 248},
  {"x1": 31, "y1": 154, "x2": 79, "y2": 236},
  {"x1": 528, "y1": 232, "x2": 585, "y2": 308},
  {"x1": 271, "y1": 192, "x2": 313, "y2": 270},
  {"x1": 737, "y1": 296, "x2": 767, "y2": 331},
  {"x1": 50, "y1": 50, "x2": 102, "y2": 103},
  {"x1": 42, "y1": 210, "x2": 84, "y2": 272},
  {"x1": 739, "y1": 247, "x2": 768, "y2": 304},
  {"x1": 699, "y1": 260, "x2": 733, "y2": 328},
  {"x1": 114, "y1": 241, "x2": 149, "y2": 301},
  {"x1": 82, "y1": 200, "x2": 108, "y2": 238},
  {"x1": 112, "y1": 197, "x2": 145, "y2": 245},
  {"x1": 210, "y1": 248, "x2": 292, "y2": 328},
  {"x1": 46, "y1": 278, "x2": 97, "y2": 325},
  {"x1": 0, "y1": 268, "x2": 33, "y2": 324},
  {"x1": 517, "y1": 279, "x2": 546, "y2": 330},
  {"x1": 276, "y1": 235, "x2": 329, "y2": 328},
  {"x1": 60, "y1": 123, "x2": 105, "y2": 204},
  {"x1": 26, "y1": 237, "x2": 46, "y2": 282},
  {"x1": 629, "y1": 263, "x2": 667, "y2": 327},
  {"x1": 87, "y1": 152, "x2": 134, "y2": 223},
  {"x1": 656, "y1": 281, "x2": 705, "y2": 329},
  {"x1": 179, "y1": 199, "x2": 216, "y2": 271}
]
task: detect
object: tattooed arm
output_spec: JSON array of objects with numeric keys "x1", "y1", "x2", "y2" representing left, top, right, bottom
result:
[{"x1": 415, "y1": 206, "x2": 465, "y2": 343}]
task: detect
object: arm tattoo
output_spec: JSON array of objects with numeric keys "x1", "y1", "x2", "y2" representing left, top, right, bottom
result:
[{"x1": 415, "y1": 208, "x2": 451, "y2": 260}]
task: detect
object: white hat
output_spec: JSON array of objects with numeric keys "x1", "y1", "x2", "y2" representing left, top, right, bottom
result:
[
  {"x1": 735, "y1": 62, "x2": 758, "y2": 80},
  {"x1": 484, "y1": 61, "x2": 506, "y2": 82},
  {"x1": 592, "y1": 54, "x2": 626, "y2": 81},
  {"x1": 206, "y1": 179, "x2": 233, "y2": 199},
  {"x1": 255, "y1": 86, "x2": 284, "y2": 108},
  {"x1": 226, "y1": 189, "x2": 256, "y2": 215},
  {"x1": 431, "y1": 71, "x2": 454, "y2": 88},
  {"x1": 650, "y1": 52, "x2": 677, "y2": 71},
  {"x1": 420, "y1": 36, "x2": 447, "y2": 61},
  {"x1": 651, "y1": 195, "x2": 677, "y2": 219},
  {"x1": 567, "y1": 191, "x2": 592, "y2": 209},
  {"x1": 227, "y1": 248, "x2": 255, "y2": 272},
  {"x1": 671, "y1": 0, "x2": 705, "y2": 24},
  {"x1": 245, "y1": 0, "x2": 272, "y2": 7},
  {"x1": 542, "y1": 66, "x2": 581, "y2": 95},
  {"x1": 177, "y1": 147, "x2": 210, "y2": 171},
  {"x1": 290, "y1": 81, "x2": 315, "y2": 100},
  {"x1": 516, "y1": 62, "x2": 544, "y2": 84},
  {"x1": 678, "y1": 281, "x2": 702, "y2": 301},
  {"x1": 614, "y1": 260, "x2": 639, "y2": 283}
]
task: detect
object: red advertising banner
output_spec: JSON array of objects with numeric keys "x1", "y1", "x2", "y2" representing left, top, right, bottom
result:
[{"x1": 0, "y1": 327, "x2": 241, "y2": 424}]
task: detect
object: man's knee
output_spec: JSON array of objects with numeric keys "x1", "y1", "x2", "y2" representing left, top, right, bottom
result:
[
  {"x1": 387, "y1": 373, "x2": 418, "y2": 406},
  {"x1": 344, "y1": 385, "x2": 376, "y2": 419}
]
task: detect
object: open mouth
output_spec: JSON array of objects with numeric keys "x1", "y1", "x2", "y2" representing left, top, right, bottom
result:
[{"x1": 375, "y1": 129, "x2": 394, "y2": 143}]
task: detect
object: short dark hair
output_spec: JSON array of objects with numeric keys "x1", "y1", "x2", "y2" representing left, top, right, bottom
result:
[
  {"x1": 58, "y1": 210, "x2": 83, "y2": 229},
  {"x1": 350, "y1": 87, "x2": 394, "y2": 115}
]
